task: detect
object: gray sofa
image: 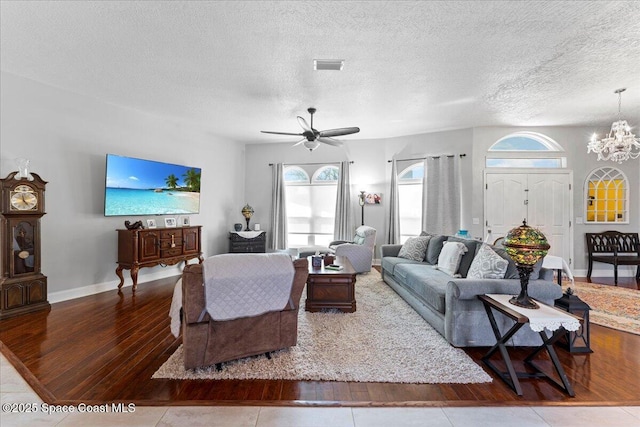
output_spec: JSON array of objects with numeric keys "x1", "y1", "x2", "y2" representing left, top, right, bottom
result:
[{"x1": 380, "y1": 234, "x2": 563, "y2": 347}]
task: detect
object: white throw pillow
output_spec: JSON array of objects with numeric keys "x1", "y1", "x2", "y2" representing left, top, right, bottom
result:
[
  {"x1": 467, "y1": 243, "x2": 509, "y2": 279},
  {"x1": 398, "y1": 236, "x2": 431, "y2": 261},
  {"x1": 436, "y1": 241, "x2": 468, "y2": 277}
]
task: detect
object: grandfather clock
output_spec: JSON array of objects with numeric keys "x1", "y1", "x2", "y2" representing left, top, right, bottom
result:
[{"x1": 0, "y1": 171, "x2": 50, "y2": 319}]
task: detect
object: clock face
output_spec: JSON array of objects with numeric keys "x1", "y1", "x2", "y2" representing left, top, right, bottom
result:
[{"x1": 10, "y1": 185, "x2": 38, "y2": 211}]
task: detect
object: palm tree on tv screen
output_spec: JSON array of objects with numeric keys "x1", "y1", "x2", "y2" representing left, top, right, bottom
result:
[
  {"x1": 182, "y1": 169, "x2": 201, "y2": 192},
  {"x1": 165, "y1": 174, "x2": 179, "y2": 189}
]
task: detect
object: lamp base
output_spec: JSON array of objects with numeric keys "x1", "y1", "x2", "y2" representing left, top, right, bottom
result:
[
  {"x1": 508, "y1": 265, "x2": 540, "y2": 309},
  {"x1": 244, "y1": 218, "x2": 251, "y2": 231},
  {"x1": 509, "y1": 295, "x2": 539, "y2": 309}
]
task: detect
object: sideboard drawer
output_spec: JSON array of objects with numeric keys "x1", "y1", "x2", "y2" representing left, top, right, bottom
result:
[{"x1": 160, "y1": 229, "x2": 183, "y2": 239}]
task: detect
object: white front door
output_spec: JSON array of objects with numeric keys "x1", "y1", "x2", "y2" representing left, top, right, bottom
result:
[
  {"x1": 485, "y1": 173, "x2": 528, "y2": 242},
  {"x1": 485, "y1": 171, "x2": 573, "y2": 266}
]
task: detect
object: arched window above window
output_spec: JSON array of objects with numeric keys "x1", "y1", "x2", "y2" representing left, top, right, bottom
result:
[
  {"x1": 283, "y1": 166, "x2": 309, "y2": 183},
  {"x1": 312, "y1": 165, "x2": 339, "y2": 182},
  {"x1": 489, "y1": 132, "x2": 563, "y2": 151},
  {"x1": 584, "y1": 167, "x2": 629, "y2": 223},
  {"x1": 487, "y1": 132, "x2": 566, "y2": 168},
  {"x1": 398, "y1": 163, "x2": 424, "y2": 181}
]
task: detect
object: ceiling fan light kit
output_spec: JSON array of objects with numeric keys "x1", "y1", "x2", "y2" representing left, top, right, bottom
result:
[{"x1": 261, "y1": 107, "x2": 360, "y2": 151}]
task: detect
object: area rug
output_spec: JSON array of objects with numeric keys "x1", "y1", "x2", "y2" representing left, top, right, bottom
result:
[
  {"x1": 564, "y1": 281, "x2": 640, "y2": 335},
  {"x1": 153, "y1": 270, "x2": 492, "y2": 384}
]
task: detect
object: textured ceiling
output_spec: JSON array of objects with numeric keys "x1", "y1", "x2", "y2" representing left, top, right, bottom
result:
[{"x1": 1, "y1": 1, "x2": 639, "y2": 143}]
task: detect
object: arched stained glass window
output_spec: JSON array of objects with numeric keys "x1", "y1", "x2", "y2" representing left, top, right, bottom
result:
[{"x1": 584, "y1": 167, "x2": 628, "y2": 223}]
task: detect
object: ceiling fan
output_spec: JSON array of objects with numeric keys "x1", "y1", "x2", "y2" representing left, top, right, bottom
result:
[{"x1": 261, "y1": 107, "x2": 360, "y2": 151}]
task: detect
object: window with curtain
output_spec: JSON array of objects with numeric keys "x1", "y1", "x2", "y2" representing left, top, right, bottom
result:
[
  {"x1": 284, "y1": 165, "x2": 339, "y2": 247},
  {"x1": 398, "y1": 162, "x2": 424, "y2": 243}
]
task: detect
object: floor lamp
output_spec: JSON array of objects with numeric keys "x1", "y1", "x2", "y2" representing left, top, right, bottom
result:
[{"x1": 358, "y1": 191, "x2": 366, "y2": 226}]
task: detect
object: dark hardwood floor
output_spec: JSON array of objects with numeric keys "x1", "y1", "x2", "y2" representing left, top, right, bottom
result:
[
  {"x1": 1, "y1": 273, "x2": 639, "y2": 407},
  {"x1": 578, "y1": 275, "x2": 639, "y2": 290}
]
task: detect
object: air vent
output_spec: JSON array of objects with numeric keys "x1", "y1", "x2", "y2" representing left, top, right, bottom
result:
[{"x1": 314, "y1": 59, "x2": 344, "y2": 71}]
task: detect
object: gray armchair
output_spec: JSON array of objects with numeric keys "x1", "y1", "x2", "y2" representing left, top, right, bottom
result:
[{"x1": 329, "y1": 226, "x2": 377, "y2": 273}]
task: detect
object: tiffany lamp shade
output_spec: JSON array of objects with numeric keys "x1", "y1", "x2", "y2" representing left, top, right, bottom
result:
[
  {"x1": 241, "y1": 204, "x2": 254, "y2": 231},
  {"x1": 503, "y1": 220, "x2": 550, "y2": 309}
]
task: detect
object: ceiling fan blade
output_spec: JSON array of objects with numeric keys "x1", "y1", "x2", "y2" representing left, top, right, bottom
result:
[
  {"x1": 317, "y1": 137, "x2": 343, "y2": 147},
  {"x1": 292, "y1": 138, "x2": 307, "y2": 147},
  {"x1": 297, "y1": 116, "x2": 313, "y2": 132},
  {"x1": 261, "y1": 131, "x2": 304, "y2": 136},
  {"x1": 318, "y1": 127, "x2": 360, "y2": 137}
]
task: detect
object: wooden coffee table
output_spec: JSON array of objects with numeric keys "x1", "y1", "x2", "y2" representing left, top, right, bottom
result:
[{"x1": 305, "y1": 255, "x2": 357, "y2": 313}]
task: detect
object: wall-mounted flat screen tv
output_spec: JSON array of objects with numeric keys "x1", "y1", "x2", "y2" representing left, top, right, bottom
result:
[{"x1": 104, "y1": 154, "x2": 201, "y2": 216}]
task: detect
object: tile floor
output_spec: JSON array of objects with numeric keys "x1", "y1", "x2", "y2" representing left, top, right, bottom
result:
[{"x1": 1, "y1": 354, "x2": 639, "y2": 427}]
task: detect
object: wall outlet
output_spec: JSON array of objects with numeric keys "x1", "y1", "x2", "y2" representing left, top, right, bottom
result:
[
  {"x1": 576, "y1": 217, "x2": 583, "y2": 224},
  {"x1": 472, "y1": 218, "x2": 480, "y2": 225}
]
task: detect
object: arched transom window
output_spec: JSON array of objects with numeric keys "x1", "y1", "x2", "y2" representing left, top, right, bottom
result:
[{"x1": 486, "y1": 132, "x2": 566, "y2": 168}]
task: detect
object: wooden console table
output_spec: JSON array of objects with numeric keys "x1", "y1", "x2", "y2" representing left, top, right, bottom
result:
[
  {"x1": 479, "y1": 294, "x2": 580, "y2": 396},
  {"x1": 116, "y1": 226, "x2": 203, "y2": 292}
]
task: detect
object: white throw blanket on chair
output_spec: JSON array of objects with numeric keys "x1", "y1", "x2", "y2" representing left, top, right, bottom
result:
[
  {"x1": 203, "y1": 253, "x2": 295, "y2": 321},
  {"x1": 169, "y1": 278, "x2": 183, "y2": 338}
]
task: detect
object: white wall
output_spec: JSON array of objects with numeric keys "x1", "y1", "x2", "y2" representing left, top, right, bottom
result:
[
  {"x1": 244, "y1": 128, "x2": 474, "y2": 258},
  {"x1": 1, "y1": 72, "x2": 245, "y2": 299}
]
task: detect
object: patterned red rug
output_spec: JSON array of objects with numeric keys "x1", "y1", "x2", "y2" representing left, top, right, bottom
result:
[{"x1": 564, "y1": 281, "x2": 640, "y2": 335}]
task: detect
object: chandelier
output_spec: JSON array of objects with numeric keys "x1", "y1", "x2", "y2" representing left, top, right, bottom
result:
[{"x1": 587, "y1": 88, "x2": 640, "y2": 163}]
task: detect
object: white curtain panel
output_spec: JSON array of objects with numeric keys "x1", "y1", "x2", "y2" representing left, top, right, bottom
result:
[
  {"x1": 387, "y1": 158, "x2": 400, "y2": 244},
  {"x1": 422, "y1": 155, "x2": 461, "y2": 236},
  {"x1": 269, "y1": 163, "x2": 288, "y2": 250},
  {"x1": 333, "y1": 161, "x2": 353, "y2": 241}
]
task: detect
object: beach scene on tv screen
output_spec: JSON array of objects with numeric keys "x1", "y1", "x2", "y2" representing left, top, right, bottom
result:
[{"x1": 105, "y1": 155, "x2": 201, "y2": 216}]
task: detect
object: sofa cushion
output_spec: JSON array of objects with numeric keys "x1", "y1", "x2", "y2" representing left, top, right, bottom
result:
[
  {"x1": 467, "y1": 243, "x2": 509, "y2": 279},
  {"x1": 394, "y1": 263, "x2": 450, "y2": 314},
  {"x1": 435, "y1": 241, "x2": 468, "y2": 277},
  {"x1": 446, "y1": 236, "x2": 480, "y2": 277},
  {"x1": 398, "y1": 236, "x2": 431, "y2": 261},
  {"x1": 381, "y1": 256, "x2": 424, "y2": 276},
  {"x1": 424, "y1": 234, "x2": 447, "y2": 264}
]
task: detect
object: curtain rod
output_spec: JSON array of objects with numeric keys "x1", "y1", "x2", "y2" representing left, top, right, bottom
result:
[
  {"x1": 269, "y1": 161, "x2": 354, "y2": 166},
  {"x1": 387, "y1": 154, "x2": 466, "y2": 162}
]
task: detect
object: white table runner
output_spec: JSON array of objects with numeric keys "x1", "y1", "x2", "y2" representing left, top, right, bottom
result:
[{"x1": 486, "y1": 294, "x2": 580, "y2": 333}]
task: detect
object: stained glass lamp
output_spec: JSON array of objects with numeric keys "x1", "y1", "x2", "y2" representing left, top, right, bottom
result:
[
  {"x1": 503, "y1": 220, "x2": 550, "y2": 309},
  {"x1": 241, "y1": 204, "x2": 254, "y2": 231}
]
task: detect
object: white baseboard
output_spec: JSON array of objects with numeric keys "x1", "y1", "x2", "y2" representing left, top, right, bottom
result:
[
  {"x1": 573, "y1": 266, "x2": 637, "y2": 279},
  {"x1": 48, "y1": 267, "x2": 181, "y2": 304}
]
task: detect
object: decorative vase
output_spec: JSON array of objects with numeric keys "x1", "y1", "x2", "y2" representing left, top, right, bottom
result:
[{"x1": 234, "y1": 223, "x2": 242, "y2": 232}]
